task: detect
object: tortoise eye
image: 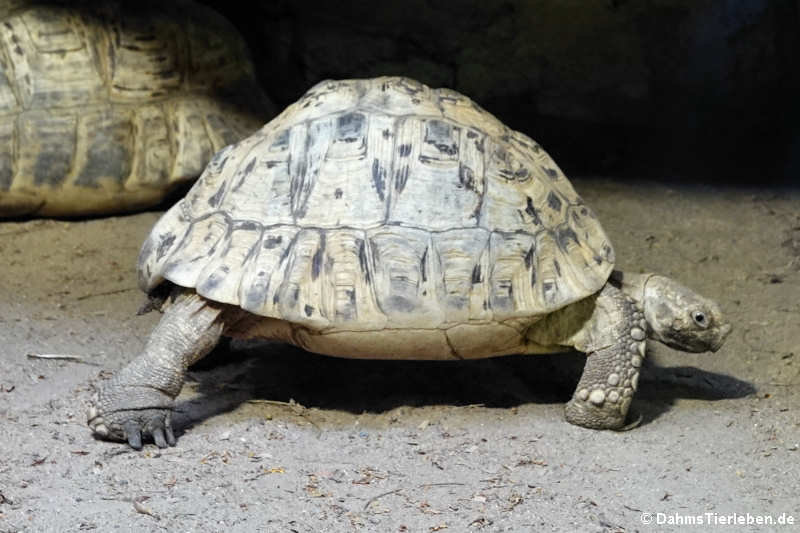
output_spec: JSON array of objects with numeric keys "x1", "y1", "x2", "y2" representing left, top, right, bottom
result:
[{"x1": 691, "y1": 311, "x2": 708, "y2": 328}]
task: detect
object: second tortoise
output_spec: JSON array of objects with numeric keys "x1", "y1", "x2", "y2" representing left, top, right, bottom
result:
[{"x1": 88, "y1": 76, "x2": 731, "y2": 449}]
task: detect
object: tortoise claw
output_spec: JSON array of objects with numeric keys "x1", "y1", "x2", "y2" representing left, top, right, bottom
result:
[
  {"x1": 124, "y1": 421, "x2": 143, "y2": 450},
  {"x1": 165, "y1": 425, "x2": 177, "y2": 447},
  {"x1": 152, "y1": 427, "x2": 168, "y2": 449}
]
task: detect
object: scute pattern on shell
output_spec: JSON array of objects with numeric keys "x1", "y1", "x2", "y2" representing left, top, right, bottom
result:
[
  {"x1": 0, "y1": 0, "x2": 272, "y2": 217},
  {"x1": 139, "y1": 77, "x2": 615, "y2": 332}
]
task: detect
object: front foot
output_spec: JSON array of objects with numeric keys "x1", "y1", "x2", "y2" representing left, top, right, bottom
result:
[
  {"x1": 564, "y1": 395, "x2": 628, "y2": 430},
  {"x1": 88, "y1": 385, "x2": 177, "y2": 450}
]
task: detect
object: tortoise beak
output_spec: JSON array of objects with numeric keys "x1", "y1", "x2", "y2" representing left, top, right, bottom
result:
[{"x1": 711, "y1": 323, "x2": 732, "y2": 352}]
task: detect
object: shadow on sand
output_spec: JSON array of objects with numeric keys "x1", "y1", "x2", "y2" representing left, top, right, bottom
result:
[{"x1": 172, "y1": 342, "x2": 756, "y2": 434}]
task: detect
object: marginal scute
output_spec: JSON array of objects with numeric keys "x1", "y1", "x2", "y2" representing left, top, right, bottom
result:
[{"x1": 138, "y1": 76, "x2": 615, "y2": 336}]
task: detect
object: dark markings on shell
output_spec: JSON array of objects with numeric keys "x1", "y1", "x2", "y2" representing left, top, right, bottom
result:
[
  {"x1": 209, "y1": 151, "x2": 228, "y2": 172},
  {"x1": 335, "y1": 112, "x2": 364, "y2": 142},
  {"x1": 264, "y1": 235, "x2": 283, "y2": 249},
  {"x1": 491, "y1": 280, "x2": 513, "y2": 310},
  {"x1": 243, "y1": 158, "x2": 256, "y2": 175},
  {"x1": 208, "y1": 183, "x2": 225, "y2": 207},
  {"x1": 458, "y1": 164, "x2": 476, "y2": 191},
  {"x1": 156, "y1": 232, "x2": 176, "y2": 261},
  {"x1": 557, "y1": 227, "x2": 580, "y2": 250},
  {"x1": 311, "y1": 232, "x2": 326, "y2": 280},
  {"x1": 511, "y1": 136, "x2": 530, "y2": 150},
  {"x1": 382, "y1": 129, "x2": 391, "y2": 139},
  {"x1": 237, "y1": 221, "x2": 260, "y2": 231},
  {"x1": 278, "y1": 233, "x2": 297, "y2": 264},
  {"x1": 466, "y1": 130, "x2": 478, "y2": 139},
  {"x1": 524, "y1": 246, "x2": 534, "y2": 269},
  {"x1": 388, "y1": 295, "x2": 415, "y2": 313},
  {"x1": 547, "y1": 191, "x2": 562, "y2": 212},
  {"x1": 356, "y1": 238, "x2": 370, "y2": 282},
  {"x1": 553, "y1": 259, "x2": 562, "y2": 277},
  {"x1": 545, "y1": 168, "x2": 559, "y2": 179},
  {"x1": 448, "y1": 295, "x2": 467, "y2": 310},
  {"x1": 525, "y1": 197, "x2": 541, "y2": 225},
  {"x1": 200, "y1": 265, "x2": 229, "y2": 292},
  {"x1": 270, "y1": 130, "x2": 290, "y2": 151},
  {"x1": 75, "y1": 136, "x2": 132, "y2": 187},
  {"x1": 33, "y1": 150, "x2": 72, "y2": 186},
  {"x1": 514, "y1": 167, "x2": 529, "y2": 180},
  {"x1": 471, "y1": 264, "x2": 481, "y2": 284},
  {"x1": 424, "y1": 120, "x2": 458, "y2": 156},
  {"x1": 419, "y1": 247, "x2": 428, "y2": 283},
  {"x1": 334, "y1": 188, "x2": 343, "y2": 199},
  {"x1": 542, "y1": 281, "x2": 554, "y2": 298},
  {"x1": 498, "y1": 169, "x2": 513, "y2": 180},
  {"x1": 398, "y1": 143, "x2": 412, "y2": 157},
  {"x1": 474, "y1": 137, "x2": 484, "y2": 153},
  {"x1": 530, "y1": 263, "x2": 537, "y2": 288},
  {"x1": 395, "y1": 165, "x2": 409, "y2": 193},
  {"x1": 290, "y1": 286, "x2": 300, "y2": 306},
  {"x1": 244, "y1": 274, "x2": 270, "y2": 309},
  {"x1": 371, "y1": 158, "x2": 386, "y2": 201},
  {"x1": 304, "y1": 304, "x2": 314, "y2": 317}
]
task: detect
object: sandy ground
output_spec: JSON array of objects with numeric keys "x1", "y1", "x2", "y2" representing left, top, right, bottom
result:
[{"x1": 0, "y1": 177, "x2": 798, "y2": 532}]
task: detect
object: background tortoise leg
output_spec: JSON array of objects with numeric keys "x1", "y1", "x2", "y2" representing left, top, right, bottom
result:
[
  {"x1": 564, "y1": 284, "x2": 646, "y2": 429},
  {"x1": 88, "y1": 291, "x2": 227, "y2": 449}
]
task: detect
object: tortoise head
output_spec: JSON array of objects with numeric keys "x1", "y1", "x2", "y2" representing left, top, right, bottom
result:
[{"x1": 642, "y1": 275, "x2": 731, "y2": 353}]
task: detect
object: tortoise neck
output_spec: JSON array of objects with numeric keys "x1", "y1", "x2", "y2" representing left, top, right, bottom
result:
[{"x1": 608, "y1": 270, "x2": 654, "y2": 311}]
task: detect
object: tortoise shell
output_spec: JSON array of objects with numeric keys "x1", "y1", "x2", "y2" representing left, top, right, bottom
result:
[
  {"x1": 0, "y1": 0, "x2": 272, "y2": 217},
  {"x1": 139, "y1": 77, "x2": 614, "y2": 337}
]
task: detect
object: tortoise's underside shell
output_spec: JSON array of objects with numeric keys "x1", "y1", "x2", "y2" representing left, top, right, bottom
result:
[{"x1": 139, "y1": 77, "x2": 614, "y2": 335}]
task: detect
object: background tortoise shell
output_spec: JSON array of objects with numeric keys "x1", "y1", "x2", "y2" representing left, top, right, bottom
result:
[
  {"x1": 0, "y1": 0, "x2": 273, "y2": 217},
  {"x1": 139, "y1": 77, "x2": 615, "y2": 342}
]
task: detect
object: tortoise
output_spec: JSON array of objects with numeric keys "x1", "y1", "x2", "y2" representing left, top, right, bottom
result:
[
  {"x1": 87, "y1": 76, "x2": 731, "y2": 449},
  {"x1": 0, "y1": 0, "x2": 273, "y2": 217}
]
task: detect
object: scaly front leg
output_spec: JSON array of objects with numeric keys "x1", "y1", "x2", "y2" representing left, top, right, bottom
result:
[
  {"x1": 88, "y1": 290, "x2": 227, "y2": 449},
  {"x1": 564, "y1": 283, "x2": 646, "y2": 429}
]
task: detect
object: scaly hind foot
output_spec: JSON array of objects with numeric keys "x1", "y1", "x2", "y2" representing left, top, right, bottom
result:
[{"x1": 88, "y1": 385, "x2": 176, "y2": 449}]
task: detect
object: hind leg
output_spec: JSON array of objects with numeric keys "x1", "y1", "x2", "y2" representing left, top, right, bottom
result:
[{"x1": 88, "y1": 291, "x2": 228, "y2": 449}]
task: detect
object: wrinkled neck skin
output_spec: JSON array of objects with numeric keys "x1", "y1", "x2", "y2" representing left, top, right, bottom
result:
[
  {"x1": 609, "y1": 269, "x2": 667, "y2": 342},
  {"x1": 609, "y1": 270, "x2": 652, "y2": 311}
]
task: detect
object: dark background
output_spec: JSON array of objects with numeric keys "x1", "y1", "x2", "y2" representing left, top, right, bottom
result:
[{"x1": 199, "y1": 0, "x2": 800, "y2": 185}]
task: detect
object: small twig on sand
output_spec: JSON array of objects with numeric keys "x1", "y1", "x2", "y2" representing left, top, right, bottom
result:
[
  {"x1": 363, "y1": 488, "x2": 404, "y2": 510},
  {"x1": 26, "y1": 353, "x2": 100, "y2": 366},
  {"x1": 420, "y1": 482, "x2": 467, "y2": 489},
  {"x1": 75, "y1": 287, "x2": 137, "y2": 301}
]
